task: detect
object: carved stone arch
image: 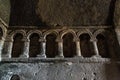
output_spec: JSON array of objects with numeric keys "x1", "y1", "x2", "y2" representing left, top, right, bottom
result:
[
  {"x1": 10, "y1": 30, "x2": 26, "y2": 40},
  {"x1": 44, "y1": 30, "x2": 59, "y2": 58},
  {"x1": 78, "y1": 30, "x2": 94, "y2": 57},
  {"x1": 10, "y1": 74, "x2": 20, "y2": 80},
  {"x1": 27, "y1": 30, "x2": 42, "y2": 40},
  {"x1": 61, "y1": 29, "x2": 76, "y2": 57},
  {"x1": 60, "y1": 29, "x2": 77, "y2": 41},
  {"x1": 11, "y1": 30, "x2": 26, "y2": 58},
  {"x1": 43, "y1": 30, "x2": 59, "y2": 39},
  {"x1": 28, "y1": 30, "x2": 42, "y2": 57},
  {"x1": 96, "y1": 29, "x2": 111, "y2": 58},
  {"x1": 77, "y1": 30, "x2": 92, "y2": 39},
  {"x1": 94, "y1": 29, "x2": 106, "y2": 39}
]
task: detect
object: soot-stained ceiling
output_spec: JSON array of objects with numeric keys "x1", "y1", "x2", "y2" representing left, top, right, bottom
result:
[{"x1": 0, "y1": 0, "x2": 117, "y2": 27}]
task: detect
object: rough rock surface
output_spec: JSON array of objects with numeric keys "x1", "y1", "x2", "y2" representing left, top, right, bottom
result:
[
  {"x1": 0, "y1": 62, "x2": 119, "y2": 80},
  {"x1": 0, "y1": 0, "x2": 10, "y2": 24},
  {"x1": 36, "y1": 0, "x2": 112, "y2": 26},
  {"x1": 114, "y1": 0, "x2": 120, "y2": 26},
  {"x1": 0, "y1": 0, "x2": 115, "y2": 26}
]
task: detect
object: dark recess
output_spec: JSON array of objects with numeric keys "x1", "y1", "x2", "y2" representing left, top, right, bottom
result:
[
  {"x1": 10, "y1": 75, "x2": 20, "y2": 80},
  {"x1": 9, "y1": 0, "x2": 116, "y2": 26},
  {"x1": 12, "y1": 33, "x2": 24, "y2": 57},
  {"x1": 106, "y1": 0, "x2": 116, "y2": 26},
  {"x1": 9, "y1": 0, "x2": 46, "y2": 26}
]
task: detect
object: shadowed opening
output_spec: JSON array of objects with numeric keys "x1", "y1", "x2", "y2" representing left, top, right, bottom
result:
[
  {"x1": 29, "y1": 33, "x2": 41, "y2": 57},
  {"x1": 46, "y1": 33, "x2": 58, "y2": 58},
  {"x1": 10, "y1": 75, "x2": 20, "y2": 80},
  {"x1": 63, "y1": 33, "x2": 76, "y2": 57},
  {"x1": 9, "y1": 0, "x2": 45, "y2": 26},
  {"x1": 80, "y1": 34, "x2": 94, "y2": 57},
  {"x1": 12, "y1": 33, "x2": 24, "y2": 57},
  {"x1": 0, "y1": 28, "x2": 3, "y2": 39},
  {"x1": 97, "y1": 34, "x2": 110, "y2": 58}
]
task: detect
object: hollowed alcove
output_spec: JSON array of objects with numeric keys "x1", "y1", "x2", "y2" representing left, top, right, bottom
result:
[
  {"x1": 79, "y1": 34, "x2": 94, "y2": 57},
  {"x1": 29, "y1": 33, "x2": 41, "y2": 57},
  {"x1": 46, "y1": 33, "x2": 58, "y2": 58},
  {"x1": 0, "y1": 28, "x2": 3, "y2": 39},
  {"x1": 10, "y1": 0, "x2": 43, "y2": 26},
  {"x1": 12, "y1": 33, "x2": 24, "y2": 57},
  {"x1": 96, "y1": 34, "x2": 110, "y2": 58},
  {"x1": 63, "y1": 33, "x2": 76, "y2": 58},
  {"x1": 10, "y1": 75, "x2": 20, "y2": 80}
]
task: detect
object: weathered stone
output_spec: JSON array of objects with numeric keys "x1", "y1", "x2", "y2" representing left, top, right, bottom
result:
[
  {"x1": 20, "y1": 41, "x2": 29, "y2": 58},
  {"x1": 0, "y1": 39, "x2": 4, "y2": 61},
  {"x1": 36, "y1": 0, "x2": 112, "y2": 26},
  {"x1": 0, "y1": 62, "x2": 119, "y2": 80},
  {"x1": 0, "y1": 0, "x2": 116, "y2": 26},
  {"x1": 0, "y1": 0, "x2": 10, "y2": 24},
  {"x1": 0, "y1": 0, "x2": 120, "y2": 80},
  {"x1": 114, "y1": 0, "x2": 120, "y2": 26}
]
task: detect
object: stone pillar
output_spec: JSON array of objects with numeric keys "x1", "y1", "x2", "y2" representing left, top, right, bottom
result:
[
  {"x1": 75, "y1": 40, "x2": 82, "y2": 57},
  {"x1": 37, "y1": 39, "x2": 46, "y2": 58},
  {"x1": 20, "y1": 38, "x2": 30, "y2": 58},
  {"x1": 114, "y1": 0, "x2": 120, "y2": 45},
  {"x1": 90, "y1": 39, "x2": 100, "y2": 57},
  {"x1": 0, "y1": 37, "x2": 5, "y2": 61},
  {"x1": 5, "y1": 39, "x2": 13, "y2": 58},
  {"x1": 115, "y1": 29, "x2": 120, "y2": 45},
  {"x1": 56, "y1": 39, "x2": 64, "y2": 58}
]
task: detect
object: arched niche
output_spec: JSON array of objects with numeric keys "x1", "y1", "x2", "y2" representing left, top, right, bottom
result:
[
  {"x1": 10, "y1": 75, "x2": 20, "y2": 80},
  {"x1": 96, "y1": 34, "x2": 110, "y2": 58},
  {"x1": 79, "y1": 34, "x2": 94, "y2": 57},
  {"x1": 0, "y1": 27, "x2": 3, "y2": 39},
  {"x1": 46, "y1": 33, "x2": 58, "y2": 58},
  {"x1": 29, "y1": 33, "x2": 40, "y2": 57},
  {"x1": 12, "y1": 33, "x2": 24, "y2": 57},
  {"x1": 63, "y1": 33, "x2": 76, "y2": 57}
]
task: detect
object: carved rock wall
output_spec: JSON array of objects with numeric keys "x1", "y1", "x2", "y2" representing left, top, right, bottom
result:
[
  {"x1": 0, "y1": 62, "x2": 119, "y2": 80},
  {"x1": 0, "y1": 0, "x2": 10, "y2": 24},
  {"x1": 0, "y1": 0, "x2": 117, "y2": 26},
  {"x1": 36, "y1": 0, "x2": 112, "y2": 26}
]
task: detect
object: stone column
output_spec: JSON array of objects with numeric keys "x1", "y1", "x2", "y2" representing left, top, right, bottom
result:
[
  {"x1": 56, "y1": 39, "x2": 64, "y2": 58},
  {"x1": 114, "y1": 0, "x2": 120, "y2": 46},
  {"x1": 91, "y1": 39, "x2": 100, "y2": 57},
  {"x1": 37, "y1": 39, "x2": 46, "y2": 58},
  {"x1": 20, "y1": 38, "x2": 30, "y2": 58},
  {"x1": 75, "y1": 40, "x2": 82, "y2": 57},
  {"x1": 5, "y1": 39, "x2": 13, "y2": 58},
  {"x1": 0, "y1": 37, "x2": 5, "y2": 61}
]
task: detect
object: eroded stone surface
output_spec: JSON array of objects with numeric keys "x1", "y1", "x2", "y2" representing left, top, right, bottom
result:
[
  {"x1": 0, "y1": 62, "x2": 119, "y2": 80},
  {"x1": 114, "y1": 0, "x2": 120, "y2": 26},
  {"x1": 36, "y1": 0, "x2": 112, "y2": 26},
  {"x1": 0, "y1": 0, "x2": 115, "y2": 26},
  {"x1": 0, "y1": 1, "x2": 120, "y2": 80},
  {"x1": 0, "y1": 0, "x2": 10, "y2": 24}
]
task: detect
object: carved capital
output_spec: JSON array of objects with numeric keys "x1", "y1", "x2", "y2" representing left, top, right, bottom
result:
[
  {"x1": 73, "y1": 38, "x2": 80, "y2": 42},
  {"x1": 39, "y1": 39, "x2": 46, "y2": 42},
  {"x1": 5, "y1": 36, "x2": 13, "y2": 42},
  {"x1": 56, "y1": 38, "x2": 63, "y2": 42},
  {"x1": 22, "y1": 37, "x2": 30, "y2": 42},
  {"x1": 90, "y1": 38, "x2": 97, "y2": 42}
]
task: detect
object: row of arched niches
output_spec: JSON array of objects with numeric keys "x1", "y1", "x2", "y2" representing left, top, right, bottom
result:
[{"x1": 0, "y1": 27, "x2": 116, "y2": 58}]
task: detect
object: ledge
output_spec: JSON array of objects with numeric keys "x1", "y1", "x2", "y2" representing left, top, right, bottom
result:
[
  {"x1": 8, "y1": 26, "x2": 112, "y2": 29},
  {"x1": 0, "y1": 57, "x2": 111, "y2": 63}
]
